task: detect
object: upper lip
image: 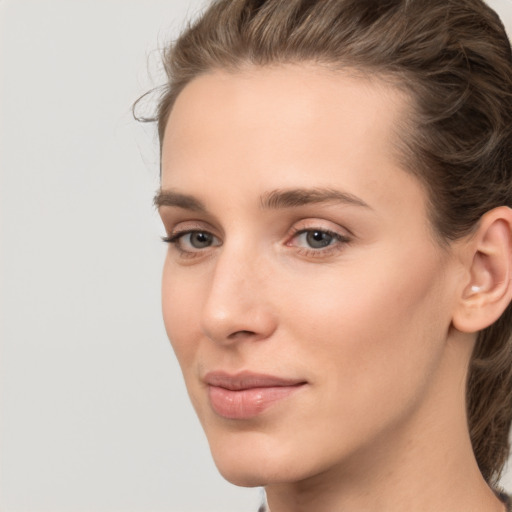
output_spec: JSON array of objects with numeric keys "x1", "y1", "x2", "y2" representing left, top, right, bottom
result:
[{"x1": 204, "y1": 371, "x2": 307, "y2": 391}]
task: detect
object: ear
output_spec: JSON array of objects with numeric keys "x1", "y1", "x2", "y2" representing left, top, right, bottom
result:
[{"x1": 452, "y1": 206, "x2": 512, "y2": 333}]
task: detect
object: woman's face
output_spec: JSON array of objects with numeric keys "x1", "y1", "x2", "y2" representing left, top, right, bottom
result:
[{"x1": 158, "y1": 65, "x2": 463, "y2": 486}]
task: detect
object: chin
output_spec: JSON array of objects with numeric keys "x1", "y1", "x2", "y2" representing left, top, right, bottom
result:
[
  {"x1": 213, "y1": 456, "x2": 301, "y2": 488},
  {"x1": 206, "y1": 428, "x2": 322, "y2": 488},
  {"x1": 206, "y1": 433, "x2": 274, "y2": 486},
  {"x1": 215, "y1": 463, "x2": 268, "y2": 488}
]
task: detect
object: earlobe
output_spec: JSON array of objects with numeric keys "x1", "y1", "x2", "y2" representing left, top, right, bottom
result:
[{"x1": 452, "y1": 206, "x2": 512, "y2": 334}]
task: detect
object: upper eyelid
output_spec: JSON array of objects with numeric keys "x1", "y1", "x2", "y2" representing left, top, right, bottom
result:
[
  {"x1": 165, "y1": 220, "x2": 219, "y2": 236},
  {"x1": 289, "y1": 224, "x2": 348, "y2": 235},
  {"x1": 158, "y1": 205, "x2": 222, "y2": 233},
  {"x1": 166, "y1": 228, "x2": 220, "y2": 244},
  {"x1": 288, "y1": 219, "x2": 354, "y2": 238},
  {"x1": 163, "y1": 218, "x2": 353, "y2": 241},
  {"x1": 287, "y1": 227, "x2": 351, "y2": 247},
  {"x1": 170, "y1": 228, "x2": 218, "y2": 239}
]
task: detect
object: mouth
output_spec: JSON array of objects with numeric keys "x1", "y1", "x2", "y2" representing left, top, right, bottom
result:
[{"x1": 204, "y1": 371, "x2": 307, "y2": 420}]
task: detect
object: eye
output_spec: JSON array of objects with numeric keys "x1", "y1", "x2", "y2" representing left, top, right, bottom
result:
[
  {"x1": 301, "y1": 230, "x2": 335, "y2": 249},
  {"x1": 163, "y1": 229, "x2": 221, "y2": 254},
  {"x1": 183, "y1": 231, "x2": 215, "y2": 249},
  {"x1": 286, "y1": 226, "x2": 351, "y2": 257}
]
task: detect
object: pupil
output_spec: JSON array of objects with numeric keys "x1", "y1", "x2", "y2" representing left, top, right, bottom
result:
[
  {"x1": 191, "y1": 232, "x2": 212, "y2": 248},
  {"x1": 307, "y1": 231, "x2": 332, "y2": 248}
]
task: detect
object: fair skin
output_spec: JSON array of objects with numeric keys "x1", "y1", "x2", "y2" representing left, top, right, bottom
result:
[{"x1": 157, "y1": 64, "x2": 512, "y2": 512}]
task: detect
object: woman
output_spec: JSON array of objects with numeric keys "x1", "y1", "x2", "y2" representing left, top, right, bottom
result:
[{"x1": 149, "y1": 0, "x2": 512, "y2": 510}]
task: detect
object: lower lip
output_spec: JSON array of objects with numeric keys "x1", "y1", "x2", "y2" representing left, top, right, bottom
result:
[{"x1": 208, "y1": 384, "x2": 305, "y2": 420}]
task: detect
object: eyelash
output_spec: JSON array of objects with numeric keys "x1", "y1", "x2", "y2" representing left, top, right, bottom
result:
[
  {"x1": 162, "y1": 226, "x2": 351, "y2": 259},
  {"x1": 161, "y1": 230, "x2": 220, "y2": 259},
  {"x1": 286, "y1": 227, "x2": 351, "y2": 258}
]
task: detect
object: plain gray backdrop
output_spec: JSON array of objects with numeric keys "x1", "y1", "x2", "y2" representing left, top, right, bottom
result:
[{"x1": 1, "y1": 1, "x2": 511, "y2": 511}]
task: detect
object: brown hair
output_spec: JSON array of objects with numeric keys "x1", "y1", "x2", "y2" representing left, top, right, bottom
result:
[{"x1": 147, "y1": 0, "x2": 512, "y2": 484}]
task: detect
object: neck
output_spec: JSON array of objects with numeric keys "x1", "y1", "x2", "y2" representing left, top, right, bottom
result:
[
  {"x1": 265, "y1": 427, "x2": 501, "y2": 512},
  {"x1": 265, "y1": 332, "x2": 505, "y2": 512}
]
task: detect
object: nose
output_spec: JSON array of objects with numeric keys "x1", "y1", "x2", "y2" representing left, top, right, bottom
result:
[{"x1": 200, "y1": 245, "x2": 277, "y2": 345}]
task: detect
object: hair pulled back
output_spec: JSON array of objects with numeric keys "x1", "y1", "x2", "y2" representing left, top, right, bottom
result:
[{"x1": 150, "y1": 0, "x2": 512, "y2": 484}]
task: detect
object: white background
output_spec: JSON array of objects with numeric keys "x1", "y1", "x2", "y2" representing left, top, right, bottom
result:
[{"x1": 0, "y1": 1, "x2": 511, "y2": 511}]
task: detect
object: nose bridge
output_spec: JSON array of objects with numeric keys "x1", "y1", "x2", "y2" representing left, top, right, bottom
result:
[{"x1": 200, "y1": 238, "x2": 275, "y2": 343}]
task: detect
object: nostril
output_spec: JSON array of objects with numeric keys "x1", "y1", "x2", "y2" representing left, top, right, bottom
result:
[{"x1": 227, "y1": 330, "x2": 257, "y2": 339}]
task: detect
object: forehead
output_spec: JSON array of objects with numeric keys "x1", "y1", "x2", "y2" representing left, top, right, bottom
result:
[
  {"x1": 163, "y1": 65, "x2": 409, "y2": 168},
  {"x1": 161, "y1": 64, "x2": 423, "y2": 218}
]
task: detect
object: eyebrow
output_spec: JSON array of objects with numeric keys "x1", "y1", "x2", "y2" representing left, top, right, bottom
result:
[
  {"x1": 154, "y1": 190, "x2": 207, "y2": 212},
  {"x1": 154, "y1": 187, "x2": 371, "y2": 212},
  {"x1": 260, "y1": 188, "x2": 371, "y2": 210}
]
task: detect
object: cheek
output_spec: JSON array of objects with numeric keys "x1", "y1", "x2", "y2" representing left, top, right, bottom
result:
[
  {"x1": 281, "y1": 245, "x2": 451, "y2": 398},
  {"x1": 161, "y1": 261, "x2": 202, "y2": 367}
]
